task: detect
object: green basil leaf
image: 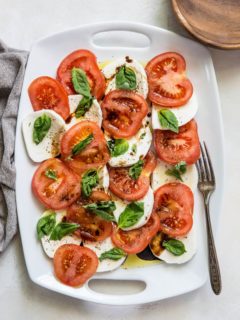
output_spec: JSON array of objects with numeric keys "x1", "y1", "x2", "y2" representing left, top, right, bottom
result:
[
  {"x1": 116, "y1": 66, "x2": 137, "y2": 90},
  {"x1": 158, "y1": 109, "x2": 179, "y2": 133},
  {"x1": 72, "y1": 134, "x2": 93, "y2": 156},
  {"x1": 107, "y1": 139, "x2": 129, "y2": 157},
  {"x1": 129, "y1": 159, "x2": 144, "y2": 180},
  {"x1": 140, "y1": 132, "x2": 146, "y2": 140},
  {"x1": 75, "y1": 96, "x2": 93, "y2": 118},
  {"x1": 45, "y1": 169, "x2": 58, "y2": 181},
  {"x1": 162, "y1": 239, "x2": 186, "y2": 256},
  {"x1": 118, "y1": 202, "x2": 144, "y2": 229},
  {"x1": 33, "y1": 114, "x2": 52, "y2": 145},
  {"x1": 99, "y1": 247, "x2": 126, "y2": 262},
  {"x1": 50, "y1": 222, "x2": 79, "y2": 240},
  {"x1": 36, "y1": 210, "x2": 56, "y2": 240},
  {"x1": 83, "y1": 201, "x2": 116, "y2": 222},
  {"x1": 81, "y1": 169, "x2": 99, "y2": 197},
  {"x1": 71, "y1": 67, "x2": 92, "y2": 98},
  {"x1": 165, "y1": 161, "x2": 187, "y2": 182}
]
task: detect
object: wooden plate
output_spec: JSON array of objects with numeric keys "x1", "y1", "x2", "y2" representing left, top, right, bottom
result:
[{"x1": 172, "y1": 0, "x2": 240, "y2": 49}]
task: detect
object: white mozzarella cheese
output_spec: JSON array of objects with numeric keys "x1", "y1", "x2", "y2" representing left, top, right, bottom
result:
[
  {"x1": 151, "y1": 225, "x2": 197, "y2": 264},
  {"x1": 67, "y1": 95, "x2": 102, "y2": 129},
  {"x1": 40, "y1": 210, "x2": 81, "y2": 258},
  {"x1": 107, "y1": 117, "x2": 152, "y2": 167},
  {"x1": 111, "y1": 187, "x2": 154, "y2": 231},
  {"x1": 152, "y1": 93, "x2": 198, "y2": 130},
  {"x1": 22, "y1": 110, "x2": 66, "y2": 163},
  {"x1": 41, "y1": 235, "x2": 81, "y2": 259},
  {"x1": 95, "y1": 165, "x2": 109, "y2": 192},
  {"x1": 84, "y1": 237, "x2": 126, "y2": 272},
  {"x1": 102, "y1": 57, "x2": 148, "y2": 98},
  {"x1": 151, "y1": 160, "x2": 198, "y2": 192}
]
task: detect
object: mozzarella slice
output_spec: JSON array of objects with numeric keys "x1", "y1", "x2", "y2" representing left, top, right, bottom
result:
[
  {"x1": 151, "y1": 225, "x2": 197, "y2": 264},
  {"x1": 40, "y1": 210, "x2": 81, "y2": 258},
  {"x1": 84, "y1": 237, "x2": 126, "y2": 272},
  {"x1": 111, "y1": 187, "x2": 154, "y2": 231},
  {"x1": 152, "y1": 93, "x2": 198, "y2": 129},
  {"x1": 102, "y1": 57, "x2": 148, "y2": 98},
  {"x1": 22, "y1": 110, "x2": 66, "y2": 162},
  {"x1": 151, "y1": 160, "x2": 198, "y2": 192},
  {"x1": 95, "y1": 165, "x2": 109, "y2": 192},
  {"x1": 106, "y1": 117, "x2": 152, "y2": 167},
  {"x1": 67, "y1": 95, "x2": 102, "y2": 129}
]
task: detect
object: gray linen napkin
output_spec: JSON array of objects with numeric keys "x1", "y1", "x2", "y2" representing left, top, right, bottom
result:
[{"x1": 0, "y1": 41, "x2": 28, "y2": 252}]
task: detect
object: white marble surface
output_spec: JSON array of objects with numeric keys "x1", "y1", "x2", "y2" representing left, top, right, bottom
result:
[{"x1": 1, "y1": 0, "x2": 240, "y2": 319}]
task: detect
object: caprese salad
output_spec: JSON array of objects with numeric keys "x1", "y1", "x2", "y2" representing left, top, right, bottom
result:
[{"x1": 22, "y1": 49, "x2": 200, "y2": 287}]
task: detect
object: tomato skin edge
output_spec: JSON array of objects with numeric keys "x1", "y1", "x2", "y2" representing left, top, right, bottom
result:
[{"x1": 53, "y1": 244, "x2": 98, "y2": 287}]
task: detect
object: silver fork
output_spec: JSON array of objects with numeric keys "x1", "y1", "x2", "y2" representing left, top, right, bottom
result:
[{"x1": 196, "y1": 142, "x2": 222, "y2": 295}]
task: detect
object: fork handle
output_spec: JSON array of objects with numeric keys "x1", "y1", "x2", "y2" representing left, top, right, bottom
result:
[{"x1": 204, "y1": 200, "x2": 222, "y2": 295}]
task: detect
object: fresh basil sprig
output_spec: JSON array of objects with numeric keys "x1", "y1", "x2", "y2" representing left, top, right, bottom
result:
[
  {"x1": 162, "y1": 239, "x2": 186, "y2": 256},
  {"x1": 118, "y1": 202, "x2": 144, "y2": 229},
  {"x1": 36, "y1": 211, "x2": 56, "y2": 240},
  {"x1": 99, "y1": 247, "x2": 126, "y2": 262},
  {"x1": 129, "y1": 159, "x2": 144, "y2": 180},
  {"x1": 158, "y1": 109, "x2": 179, "y2": 133},
  {"x1": 45, "y1": 169, "x2": 58, "y2": 181},
  {"x1": 83, "y1": 201, "x2": 116, "y2": 222},
  {"x1": 71, "y1": 67, "x2": 93, "y2": 118},
  {"x1": 107, "y1": 139, "x2": 129, "y2": 157},
  {"x1": 81, "y1": 169, "x2": 99, "y2": 197},
  {"x1": 72, "y1": 67, "x2": 92, "y2": 97},
  {"x1": 50, "y1": 222, "x2": 80, "y2": 240},
  {"x1": 116, "y1": 66, "x2": 137, "y2": 90},
  {"x1": 165, "y1": 161, "x2": 187, "y2": 182},
  {"x1": 75, "y1": 96, "x2": 93, "y2": 118},
  {"x1": 33, "y1": 114, "x2": 51, "y2": 144},
  {"x1": 72, "y1": 133, "x2": 93, "y2": 156}
]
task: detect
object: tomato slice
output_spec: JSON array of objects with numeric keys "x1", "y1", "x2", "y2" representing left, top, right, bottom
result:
[
  {"x1": 111, "y1": 213, "x2": 160, "y2": 254},
  {"x1": 109, "y1": 151, "x2": 157, "y2": 201},
  {"x1": 66, "y1": 190, "x2": 113, "y2": 242},
  {"x1": 32, "y1": 158, "x2": 81, "y2": 210},
  {"x1": 145, "y1": 52, "x2": 193, "y2": 107},
  {"x1": 28, "y1": 76, "x2": 70, "y2": 120},
  {"x1": 61, "y1": 121, "x2": 110, "y2": 175},
  {"x1": 153, "y1": 183, "x2": 193, "y2": 237},
  {"x1": 101, "y1": 90, "x2": 148, "y2": 139},
  {"x1": 154, "y1": 119, "x2": 200, "y2": 165},
  {"x1": 54, "y1": 244, "x2": 98, "y2": 287},
  {"x1": 57, "y1": 49, "x2": 105, "y2": 99}
]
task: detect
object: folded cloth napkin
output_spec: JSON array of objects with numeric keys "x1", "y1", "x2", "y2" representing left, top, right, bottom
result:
[{"x1": 0, "y1": 41, "x2": 28, "y2": 252}]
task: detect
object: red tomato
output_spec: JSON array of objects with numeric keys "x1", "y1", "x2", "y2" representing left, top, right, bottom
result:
[
  {"x1": 111, "y1": 213, "x2": 160, "y2": 254},
  {"x1": 109, "y1": 151, "x2": 157, "y2": 201},
  {"x1": 145, "y1": 52, "x2": 193, "y2": 107},
  {"x1": 57, "y1": 49, "x2": 105, "y2": 99},
  {"x1": 61, "y1": 121, "x2": 110, "y2": 175},
  {"x1": 154, "y1": 119, "x2": 200, "y2": 165},
  {"x1": 32, "y1": 158, "x2": 80, "y2": 210},
  {"x1": 101, "y1": 90, "x2": 148, "y2": 139},
  {"x1": 66, "y1": 191, "x2": 113, "y2": 242},
  {"x1": 153, "y1": 183, "x2": 193, "y2": 237},
  {"x1": 141, "y1": 151, "x2": 157, "y2": 176},
  {"x1": 28, "y1": 76, "x2": 70, "y2": 120},
  {"x1": 54, "y1": 244, "x2": 98, "y2": 287}
]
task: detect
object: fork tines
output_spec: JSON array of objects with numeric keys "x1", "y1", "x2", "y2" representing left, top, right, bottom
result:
[{"x1": 196, "y1": 142, "x2": 215, "y2": 184}]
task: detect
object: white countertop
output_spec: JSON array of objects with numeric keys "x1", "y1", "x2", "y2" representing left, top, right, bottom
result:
[{"x1": 1, "y1": 0, "x2": 240, "y2": 319}]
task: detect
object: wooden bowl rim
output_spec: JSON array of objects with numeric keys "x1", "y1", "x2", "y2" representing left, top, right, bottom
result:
[{"x1": 172, "y1": 0, "x2": 240, "y2": 50}]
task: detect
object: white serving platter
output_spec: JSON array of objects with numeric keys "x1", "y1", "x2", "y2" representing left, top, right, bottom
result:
[{"x1": 15, "y1": 21, "x2": 224, "y2": 305}]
